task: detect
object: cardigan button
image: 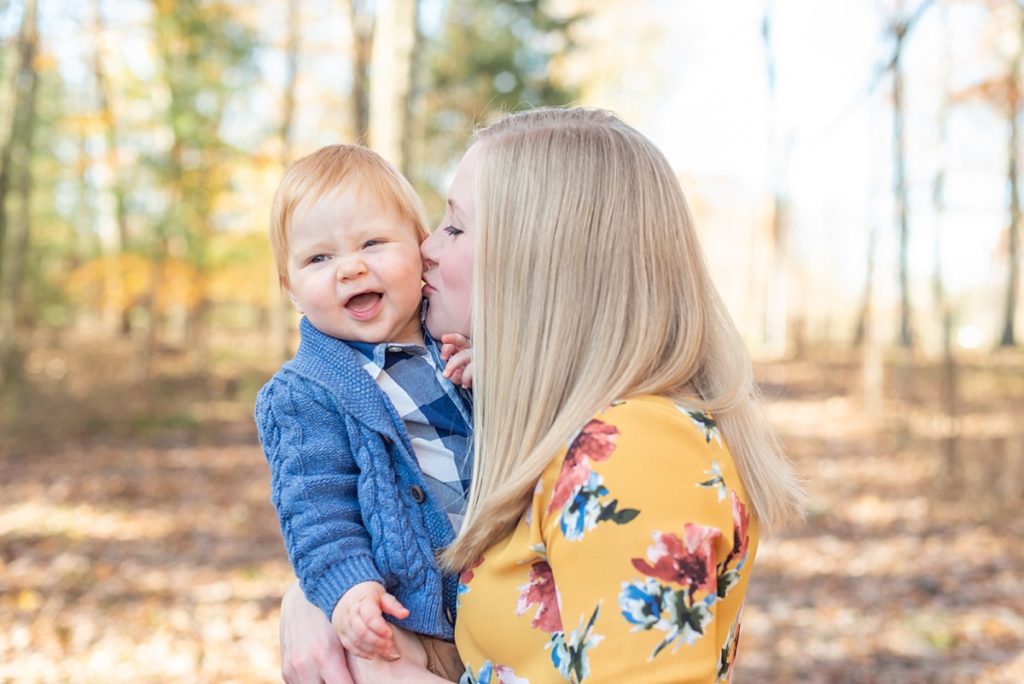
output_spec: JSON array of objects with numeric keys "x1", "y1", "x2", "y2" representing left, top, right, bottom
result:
[
  {"x1": 445, "y1": 605, "x2": 455, "y2": 626},
  {"x1": 382, "y1": 435, "x2": 392, "y2": 446},
  {"x1": 409, "y1": 485, "x2": 426, "y2": 503}
]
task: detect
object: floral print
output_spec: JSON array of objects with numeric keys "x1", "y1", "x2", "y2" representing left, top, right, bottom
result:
[
  {"x1": 460, "y1": 661, "x2": 528, "y2": 684},
  {"x1": 549, "y1": 420, "x2": 619, "y2": 513},
  {"x1": 620, "y1": 525, "x2": 722, "y2": 658},
  {"x1": 454, "y1": 396, "x2": 758, "y2": 684},
  {"x1": 698, "y1": 460, "x2": 728, "y2": 502},
  {"x1": 458, "y1": 555, "x2": 485, "y2": 605},
  {"x1": 516, "y1": 561, "x2": 604, "y2": 681},
  {"x1": 716, "y1": 611, "x2": 743, "y2": 683},
  {"x1": 560, "y1": 471, "x2": 640, "y2": 541},
  {"x1": 551, "y1": 419, "x2": 638, "y2": 542},
  {"x1": 516, "y1": 561, "x2": 562, "y2": 632},
  {"x1": 683, "y1": 406, "x2": 722, "y2": 446},
  {"x1": 619, "y1": 485, "x2": 753, "y2": 661},
  {"x1": 548, "y1": 604, "x2": 604, "y2": 682}
]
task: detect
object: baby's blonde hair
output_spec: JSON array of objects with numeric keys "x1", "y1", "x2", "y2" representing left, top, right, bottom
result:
[
  {"x1": 270, "y1": 144, "x2": 429, "y2": 288},
  {"x1": 443, "y1": 107, "x2": 804, "y2": 570}
]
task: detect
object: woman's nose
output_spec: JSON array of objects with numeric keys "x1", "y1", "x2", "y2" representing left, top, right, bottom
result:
[{"x1": 421, "y1": 230, "x2": 439, "y2": 268}]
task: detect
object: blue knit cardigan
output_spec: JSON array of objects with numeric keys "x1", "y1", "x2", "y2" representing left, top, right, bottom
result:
[{"x1": 254, "y1": 317, "x2": 459, "y2": 640}]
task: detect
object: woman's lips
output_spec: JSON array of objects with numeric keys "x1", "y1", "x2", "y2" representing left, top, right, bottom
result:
[
  {"x1": 345, "y1": 292, "x2": 383, "y2": 320},
  {"x1": 422, "y1": 280, "x2": 437, "y2": 296}
]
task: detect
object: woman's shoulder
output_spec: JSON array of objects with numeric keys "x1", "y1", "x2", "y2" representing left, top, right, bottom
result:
[
  {"x1": 578, "y1": 394, "x2": 726, "y2": 455},
  {"x1": 537, "y1": 395, "x2": 738, "y2": 501}
]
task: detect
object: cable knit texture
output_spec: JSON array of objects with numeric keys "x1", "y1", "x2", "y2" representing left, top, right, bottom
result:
[{"x1": 255, "y1": 317, "x2": 458, "y2": 640}]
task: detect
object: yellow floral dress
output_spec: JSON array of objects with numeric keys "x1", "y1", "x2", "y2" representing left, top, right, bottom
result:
[{"x1": 454, "y1": 395, "x2": 759, "y2": 684}]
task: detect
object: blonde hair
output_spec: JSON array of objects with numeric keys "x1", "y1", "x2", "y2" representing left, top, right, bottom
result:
[
  {"x1": 442, "y1": 107, "x2": 804, "y2": 570},
  {"x1": 270, "y1": 144, "x2": 429, "y2": 288}
]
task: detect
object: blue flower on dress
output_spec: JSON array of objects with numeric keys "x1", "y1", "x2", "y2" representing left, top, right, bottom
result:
[
  {"x1": 618, "y1": 578, "x2": 664, "y2": 630},
  {"x1": 561, "y1": 471, "x2": 608, "y2": 540},
  {"x1": 559, "y1": 471, "x2": 640, "y2": 542}
]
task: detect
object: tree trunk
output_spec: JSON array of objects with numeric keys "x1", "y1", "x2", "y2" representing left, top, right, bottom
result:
[
  {"x1": 0, "y1": 0, "x2": 40, "y2": 391},
  {"x1": 859, "y1": 221, "x2": 884, "y2": 420},
  {"x1": 892, "y1": 34, "x2": 913, "y2": 349},
  {"x1": 933, "y1": 2, "x2": 958, "y2": 474},
  {"x1": 369, "y1": 0, "x2": 419, "y2": 173},
  {"x1": 759, "y1": 0, "x2": 791, "y2": 358},
  {"x1": 269, "y1": 0, "x2": 301, "y2": 363},
  {"x1": 999, "y1": 10, "x2": 1022, "y2": 347},
  {"x1": 345, "y1": 0, "x2": 374, "y2": 145},
  {"x1": 92, "y1": 0, "x2": 133, "y2": 336},
  {"x1": 890, "y1": 0, "x2": 934, "y2": 349},
  {"x1": 853, "y1": 222, "x2": 878, "y2": 348}
]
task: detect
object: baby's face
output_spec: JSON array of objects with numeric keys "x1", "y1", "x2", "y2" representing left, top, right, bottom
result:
[{"x1": 286, "y1": 185, "x2": 424, "y2": 345}]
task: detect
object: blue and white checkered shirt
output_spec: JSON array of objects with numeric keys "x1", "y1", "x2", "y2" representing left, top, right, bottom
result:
[{"x1": 346, "y1": 332, "x2": 473, "y2": 532}]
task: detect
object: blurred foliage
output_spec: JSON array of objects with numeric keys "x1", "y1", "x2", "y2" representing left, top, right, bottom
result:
[
  {"x1": 413, "y1": 0, "x2": 581, "y2": 208},
  {"x1": 414, "y1": 0, "x2": 581, "y2": 211},
  {"x1": 0, "y1": 0, "x2": 578, "y2": 374}
]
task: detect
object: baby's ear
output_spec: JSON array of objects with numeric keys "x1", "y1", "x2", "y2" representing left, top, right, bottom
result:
[{"x1": 286, "y1": 288, "x2": 303, "y2": 314}]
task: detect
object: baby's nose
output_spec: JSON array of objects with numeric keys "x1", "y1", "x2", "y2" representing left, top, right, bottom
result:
[{"x1": 336, "y1": 255, "x2": 368, "y2": 280}]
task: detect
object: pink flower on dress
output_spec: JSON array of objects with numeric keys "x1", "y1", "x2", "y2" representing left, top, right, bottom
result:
[
  {"x1": 726, "y1": 492, "x2": 751, "y2": 568},
  {"x1": 515, "y1": 560, "x2": 562, "y2": 633},
  {"x1": 548, "y1": 419, "x2": 619, "y2": 513},
  {"x1": 460, "y1": 554, "x2": 485, "y2": 586},
  {"x1": 632, "y1": 524, "x2": 721, "y2": 596}
]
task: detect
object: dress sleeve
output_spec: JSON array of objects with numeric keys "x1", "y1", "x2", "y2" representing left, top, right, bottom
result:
[
  {"x1": 255, "y1": 376, "x2": 385, "y2": 619},
  {"x1": 535, "y1": 398, "x2": 756, "y2": 684}
]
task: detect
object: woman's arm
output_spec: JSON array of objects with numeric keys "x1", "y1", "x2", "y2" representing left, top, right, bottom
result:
[
  {"x1": 280, "y1": 581, "x2": 354, "y2": 684},
  {"x1": 539, "y1": 399, "x2": 756, "y2": 683}
]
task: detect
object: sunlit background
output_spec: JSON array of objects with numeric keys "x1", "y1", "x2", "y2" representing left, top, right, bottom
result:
[{"x1": 1, "y1": 0, "x2": 1022, "y2": 682}]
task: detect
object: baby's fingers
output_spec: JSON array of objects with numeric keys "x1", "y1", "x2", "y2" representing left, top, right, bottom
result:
[
  {"x1": 356, "y1": 603, "x2": 399, "y2": 660},
  {"x1": 379, "y1": 593, "x2": 410, "y2": 620},
  {"x1": 441, "y1": 333, "x2": 470, "y2": 349},
  {"x1": 343, "y1": 620, "x2": 395, "y2": 660},
  {"x1": 443, "y1": 349, "x2": 472, "y2": 379},
  {"x1": 440, "y1": 334, "x2": 470, "y2": 360}
]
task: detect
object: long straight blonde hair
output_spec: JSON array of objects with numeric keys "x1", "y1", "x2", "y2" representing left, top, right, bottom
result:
[{"x1": 442, "y1": 107, "x2": 804, "y2": 571}]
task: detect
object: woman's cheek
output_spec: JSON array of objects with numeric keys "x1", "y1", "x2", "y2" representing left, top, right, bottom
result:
[{"x1": 442, "y1": 263, "x2": 473, "y2": 334}]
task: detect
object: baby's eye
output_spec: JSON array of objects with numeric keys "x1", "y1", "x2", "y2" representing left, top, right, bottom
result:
[
  {"x1": 308, "y1": 254, "x2": 330, "y2": 264},
  {"x1": 362, "y1": 239, "x2": 383, "y2": 249},
  {"x1": 443, "y1": 225, "x2": 463, "y2": 237}
]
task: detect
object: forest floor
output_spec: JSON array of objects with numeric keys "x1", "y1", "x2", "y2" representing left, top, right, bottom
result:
[{"x1": 1, "y1": 335, "x2": 1023, "y2": 683}]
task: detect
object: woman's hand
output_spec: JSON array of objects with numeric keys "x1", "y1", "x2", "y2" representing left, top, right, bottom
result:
[
  {"x1": 440, "y1": 334, "x2": 473, "y2": 389},
  {"x1": 280, "y1": 580, "x2": 355, "y2": 684}
]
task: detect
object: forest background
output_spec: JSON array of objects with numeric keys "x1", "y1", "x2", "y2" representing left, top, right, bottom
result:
[{"x1": 0, "y1": 0, "x2": 1022, "y2": 682}]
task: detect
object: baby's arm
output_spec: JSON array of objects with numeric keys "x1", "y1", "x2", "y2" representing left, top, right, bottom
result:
[
  {"x1": 255, "y1": 380, "x2": 385, "y2": 618},
  {"x1": 440, "y1": 333, "x2": 473, "y2": 389},
  {"x1": 332, "y1": 581, "x2": 409, "y2": 660}
]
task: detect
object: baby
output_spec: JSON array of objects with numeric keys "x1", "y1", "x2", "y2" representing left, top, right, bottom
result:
[{"x1": 255, "y1": 144, "x2": 470, "y2": 681}]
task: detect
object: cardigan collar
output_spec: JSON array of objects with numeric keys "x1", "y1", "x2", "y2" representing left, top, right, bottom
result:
[{"x1": 290, "y1": 317, "x2": 411, "y2": 442}]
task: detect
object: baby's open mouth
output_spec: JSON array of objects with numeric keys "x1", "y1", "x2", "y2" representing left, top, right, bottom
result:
[{"x1": 345, "y1": 292, "x2": 383, "y2": 313}]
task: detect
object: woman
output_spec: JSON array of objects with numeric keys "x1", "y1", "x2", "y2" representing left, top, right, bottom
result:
[{"x1": 281, "y1": 107, "x2": 803, "y2": 683}]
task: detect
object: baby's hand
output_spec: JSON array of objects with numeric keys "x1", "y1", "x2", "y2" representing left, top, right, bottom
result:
[
  {"x1": 331, "y1": 581, "x2": 410, "y2": 661},
  {"x1": 440, "y1": 334, "x2": 473, "y2": 389}
]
